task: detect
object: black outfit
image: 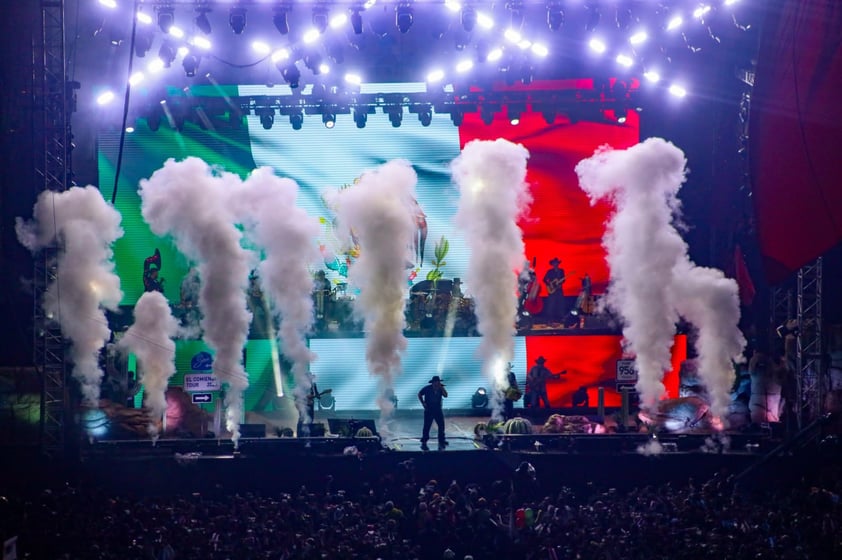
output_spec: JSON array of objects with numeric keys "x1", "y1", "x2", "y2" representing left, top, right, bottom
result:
[
  {"x1": 527, "y1": 364, "x2": 553, "y2": 408},
  {"x1": 572, "y1": 387, "x2": 589, "y2": 408},
  {"x1": 504, "y1": 370, "x2": 519, "y2": 420},
  {"x1": 143, "y1": 249, "x2": 164, "y2": 293},
  {"x1": 418, "y1": 384, "x2": 447, "y2": 446},
  {"x1": 543, "y1": 266, "x2": 566, "y2": 323}
]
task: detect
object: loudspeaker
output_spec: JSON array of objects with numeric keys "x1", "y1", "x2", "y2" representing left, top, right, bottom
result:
[
  {"x1": 239, "y1": 423, "x2": 266, "y2": 438},
  {"x1": 327, "y1": 418, "x2": 378, "y2": 437}
]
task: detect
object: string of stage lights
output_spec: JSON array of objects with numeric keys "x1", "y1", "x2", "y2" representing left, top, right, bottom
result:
[{"x1": 93, "y1": 0, "x2": 753, "y2": 127}]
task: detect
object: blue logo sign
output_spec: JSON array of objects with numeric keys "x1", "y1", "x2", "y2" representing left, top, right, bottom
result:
[{"x1": 191, "y1": 351, "x2": 214, "y2": 372}]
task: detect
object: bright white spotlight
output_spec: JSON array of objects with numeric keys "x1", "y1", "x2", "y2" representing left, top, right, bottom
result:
[
  {"x1": 504, "y1": 29, "x2": 521, "y2": 43},
  {"x1": 488, "y1": 47, "x2": 503, "y2": 61},
  {"x1": 345, "y1": 73, "x2": 362, "y2": 85},
  {"x1": 303, "y1": 28, "x2": 320, "y2": 44},
  {"x1": 669, "y1": 84, "x2": 688, "y2": 98},
  {"x1": 330, "y1": 13, "x2": 348, "y2": 29},
  {"x1": 643, "y1": 70, "x2": 661, "y2": 83},
  {"x1": 616, "y1": 54, "x2": 633, "y2": 67},
  {"x1": 629, "y1": 30, "x2": 648, "y2": 45},
  {"x1": 725, "y1": 0, "x2": 740, "y2": 5},
  {"x1": 589, "y1": 38, "x2": 607, "y2": 54},
  {"x1": 125, "y1": 126, "x2": 135, "y2": 133},
  {"x1": 177, "y1": 46, "x2": 190, "y2": 58},
  {"x1": 168, "y1": 26, "x2": 185, "y2": 39},
  {"x1": 129, "y1": 72, "x2": 145, "y2": 86},
  {"x1": 271, "y1": 48, "x2": 290, "y2": 63},
  {"x1": 147, "y1": 58, "x2": 165, "y2": 73},
  {"x1": 518, "y1": 39, "x2": 532, "y2": 50},
  {"x1": 99, "y1": 0, "x2": 117, "y2": 8},
  {"x1": 456, "y1": 59, "x2": 474, "y2": 73},
  {"x1": 477, "y1": 12, "x2": 494, "y2": 29},
  {"x1": 427, "y1": 69, "x2": 445, "y2": 83},
  {"x1": 191, "y1": 36, "x2": 212, "y2": 50},
  {"x1": 319, "y1": 63, "x2": 330, "y2": 74},
  {"x1": 136, "y1": 11, "x2": 153, "y2": 25},
  {"x1": 252, "y1": 41, "x2": 271, "y2": 55},
  {"x1": 364, "y1": 0, "x2": 377, "y2": 8},
  {"x1": 531, "y1": 43, "x2": 549, "y2": 57},
  {"x1": 667, "y1": 15, "x2": 683, "y2": 31},
  {"x1": 693, "y1": 5, "x2": 711, "y2": 19},
  {"x1": 445, "y1": 0, "x2": 462, "y2": 13},
  {"x1": 96, "y1": 91, "x2": 115, "y2": 106}
]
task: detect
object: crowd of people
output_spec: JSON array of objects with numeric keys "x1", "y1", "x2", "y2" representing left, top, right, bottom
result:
[{"x1": 2, "y1": 459, "x2": 840, "y2": 559}]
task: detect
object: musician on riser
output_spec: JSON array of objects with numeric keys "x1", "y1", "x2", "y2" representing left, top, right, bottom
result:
[{"x1": 542, "y1": 257, "x2": 566, "y2": 325}]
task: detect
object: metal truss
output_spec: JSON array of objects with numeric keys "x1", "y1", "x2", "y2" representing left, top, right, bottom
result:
[
  {"x1": 33, "y1": 0, "x2": 72, "y2": 458},
  {"x1": 796, "y1": 258, "x2": 822, "y2": 429}
]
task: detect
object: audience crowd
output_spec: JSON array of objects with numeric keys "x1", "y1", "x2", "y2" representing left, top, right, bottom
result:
[{"x1": 2, "y1": 459, "x2": 841, "y2": 560}]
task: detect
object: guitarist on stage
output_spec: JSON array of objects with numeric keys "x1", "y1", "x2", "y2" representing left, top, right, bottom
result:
[
  {"x1": 526, "y1": 356, "x2": 565, "y2": 408},
  {"x1": 542, "y1": 257, "x2": 566, "y2": 325}
]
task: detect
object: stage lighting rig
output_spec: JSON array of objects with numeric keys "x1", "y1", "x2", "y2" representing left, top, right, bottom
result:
[
  {"x1": 273, "y1": 5, "x2": 290, "y2": 35},
  {"x1": 461, "y1": 5, "x2": 477, "y2": 32},
  {"x1": 158, "y1": 41, "x2": 176, "y2": 68},
  {"x1": 156, "y1": 5, "x2": 175, "y2": 34},
  {"x1": 313, "y1": 6, "x2": 329, "y2": 34},
  {"x1": 229, "y1": 5, "x2": 247, "y2": 35},
  {"x1": 282, "y1": 63, "x2": 301, "y2": 88},
  {"x1": 396, "y1": 3, "x2": 414, "y2": 34},
  {"x1": 472, "y1": 388, "x2": 488, "y2": 409},
  {"x1": 134, "y1": 29, "x2": 153, "y2": 58},
  {"x1": 386, "y1": 105, "x2": 403, "y2": 127},
  {"x1": 304, "y1": 52, "x2": 324, "y2": 75},
  {"x1": 182, "y1": 53, "x2": 200, "y2": 77},
  {"x1": 417, "y1": 105, "x2": 433, "y2": 127},
  {"x1": 257, "y1": 107, "x2": 275, "y2": 130},
  {"x1": 322, "y1": 111, "x2": 336, "y2": 129},
  {"x1": 480, "y1": 104, "x2": 495, "y2": 125},
  {"x1": 353, "y1": 106, "x2": 368, "y2": 128},
  {"x1": 547, "y1": 1, "x2": 564, "y2": 31},
  {"x1": 289, "y1": 109, "x2": 304, "y2": 130},
  {"x1": 350, "y1": 7, "x2": 364, "y2": 35},
  {"x1": 194, "y1": 7, "x2": 212, "y2": 35}
]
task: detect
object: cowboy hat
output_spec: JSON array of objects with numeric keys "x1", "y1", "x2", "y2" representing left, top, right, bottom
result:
[
  {"x1": 549, "y1": 257, "x2": 561, "y2": 266},
  {"x1": 535, "y1": 356, "x2": 546, "y2": 364},
  {"x1": 428, "y1": 375, "x2": 445, "y2": 384}
]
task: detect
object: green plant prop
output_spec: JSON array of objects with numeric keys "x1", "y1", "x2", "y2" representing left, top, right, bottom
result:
[{"x1": 426, "y1": 236, "x2": 449, "y2": 281}]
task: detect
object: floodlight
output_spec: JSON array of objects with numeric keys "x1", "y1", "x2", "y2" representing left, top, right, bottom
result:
[
  {"x1": 396, "y1": 3, "x2": 413, "y2": 34},
  {"x1": 195, "y1": 8, "x2": 212, "y2": 35},
  {"x1": 258, "y1": 108, "x2": 275, "y2": 130},
  {"x1": 289, "y1": 109, "x2": 304, "y2": 130},
  {"x1": 182, "y1": 53, "x2": 200, "y2": 77},
  {"x1": 472, "y1": 387, "x2": 488, "y2": 409},
  {"x1": 229, "y1": 7, "x2": 247, "y2": 35},
  {"x1": 156, "y1": 6, "x2": 174, "y2": 33}
]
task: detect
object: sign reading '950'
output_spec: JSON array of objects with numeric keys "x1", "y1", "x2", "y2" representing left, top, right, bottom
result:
[
  {"x1": 184, "y1": 373, "x2": 221, "y2": 392},
  {"x1": 616, "y1": 359, "x2": 637, "y2": 382}
]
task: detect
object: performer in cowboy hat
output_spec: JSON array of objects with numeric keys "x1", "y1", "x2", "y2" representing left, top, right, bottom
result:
[{"x1": 418, "y1": 375, "x2": 448, "y2": 450}]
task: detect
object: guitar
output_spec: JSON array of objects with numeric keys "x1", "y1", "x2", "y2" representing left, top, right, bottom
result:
[
  {"x1": 545, "y1": 276, "x2": 566, "y2": 295},
  {"x1": 526, "y1": 369, "x2": 567, "y2": 392}
]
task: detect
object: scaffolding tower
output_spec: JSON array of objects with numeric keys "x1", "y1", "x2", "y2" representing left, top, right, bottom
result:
[
  {"x1": 796, "y1": 258, "x2": 823, "y2": 429},
  {"x1": 33, "y1": 0, "x2": 72, "y2": 457}
]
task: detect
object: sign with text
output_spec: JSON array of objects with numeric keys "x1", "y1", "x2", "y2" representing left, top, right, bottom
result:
[
  {"x1": 192, "y1": 393, "x2": 213, "y2": 404},
  {"x1": 184, "y1": 373, "x2": 220, "y2": 392},
  {"x1": 616, "y1": 359, "x2": 637, "y2": 382}
]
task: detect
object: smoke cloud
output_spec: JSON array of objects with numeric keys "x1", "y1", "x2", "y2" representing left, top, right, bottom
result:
[
  {"x1": 329, "y1": 160, "x2": 417, "y2": 425},
  {"x1": 576, "y1": 138, "x2": 744, "y2": 421},
  {"x1": 16, "y1": 186, "x2": 123, "y2": 405},
  {"x1": 452, "y1": 139, "x2": 531, "y2": 420},
  {"x1": 118, "y1": 291, "x2": 179, "y2": 441},
  {"x1": 140, "y1": 158, "x2": 253, "y2": 444},
  {"x1": 232, "y1": 167, "x2": 322, "y2": 426}
]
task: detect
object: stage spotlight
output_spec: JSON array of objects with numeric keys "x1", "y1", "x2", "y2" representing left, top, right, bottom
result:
[
  {"x1": 480, "y1": 105, "x2": 495, "y2": 125},
  {"x1": 353, "y1": 106, "x2": 368, "y2": 128},
  {"x1": 289, "y1": 109, "x2": 304, "y2": 130},
  {"x1": 418, "y1": 105, "x2": 433, "y2": 126},
  {"x1": 547, "y1": 2, "x2": 564, "y2": 31},
  {"x1": 450, "y1": 110, "x2": 464, "y2": 126},
  {"x1": 585, "y1": 4, "x2": 600, "y2": 32},
  {"x1": 322, "y1": 111, "x2": 336, "y2": 129},
  {"x1": 304, "y1": 52, "x2": 324, "y2": 75},
  {"x1": 461, "y1": 6, "x2": 477, "y2": 32},
  {"x1": 350, "y1": 8, "x2": 363, "y2": 34},
  {"x1": 158, "y1": 42, "x2": 176, "y2": 68},
  {"x1": 669, "y1": 84, "x2": 687, "y2": 98},
  {"x1": 396, "y1": 3, "x2": 413, "y2": 33},
  {"x1": 258, "y1": 108, "x2": 275, "y2": 130},
  {"x1": 472, "y1": 387, "x2": 488, "y2": 409},
  {"x1": 282, "y1": 63, "x2": 301, "y2": 88},
  {"x1": 508, "y1": 103, "x2": 523, "y2": 125},
  {"x1": 229, "y1": 7, "x2": 247, "y2": 34},
  {"x1": 182, "y1": 53, "x2": 200, "y2": 77},
  {"x1": 156, "y1": 6, "x2": 175, "y2": 33},
  {"x1": 134, "y1": 30, "x2": 153, "y2": 57},
  {"x1": 312, "y1": 7, "x2": 329, "y2": 34},
  {"x1": 387, "y1": 105, "x2": 403, "y2": 127},
  {"x1": 195, "y1": 8, "x2": 212, "y2": 35},
  {"x1": 541, "y1": 108, "x2": 556, "y2": 124},
  {"x1": 273, "y1": 7, "x2": 290, "y2": 35}
]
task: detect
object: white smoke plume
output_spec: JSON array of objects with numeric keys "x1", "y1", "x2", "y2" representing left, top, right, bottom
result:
[
  {"x1": 575, "y1": 137, "x2": 744, "y2": 420},
  {"x1": 329, "y1": 160, "x2": 417, "y2": 425},
  {"x1": 15, "y1": 186, "x2": 123, "y2": 405},
  {"x1": 140, "y1": 158, "x2": 253, "y2": 445},
  {"x1": 673, "y1": 262, "x2": 746, "y2": 419},
  {"x1": 452, "y1": 139, "x2": 531, "y2": 420},
  {"x1": 118, "y1": 291, "x2": 179, "y2": 441},
  {"x1": 232, "y1": 167, "x2": 322, "y2": 426}
]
